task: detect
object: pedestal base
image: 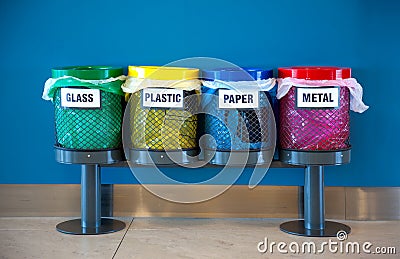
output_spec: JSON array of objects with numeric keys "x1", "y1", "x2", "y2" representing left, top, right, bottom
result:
[
  {"x1": 56, "y1": 218, "x2": 126, "y2": 235},
  {"x1": 279, "y1": 150, "x2": 351, "y2": 238},
  {"x1": 280, "y1": 220, "x2": 351, "y2": 237},
  {"x1": 54, "y1": 147, "x2": 125, "y2": 235}
]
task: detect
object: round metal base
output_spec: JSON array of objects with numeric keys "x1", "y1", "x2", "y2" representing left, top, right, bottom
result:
[
  {"x1": 56, "y1": 218, "x2": 126, "y2": 235},
  {"x1": 55, "y1": 147, "x2": 123, "y2": 165},
  {"x1": 204, "y1": 149, "x2": 274, "y2": 166},
  {"x1": 280, "y1": 220, "x2": 351, "y2": 237},
  {"x1": 128, "y1": 149, "x2": 199, "y2": 165},
  {"x1": 280, "y1": 149, "x2": 351, "y2": 166}
]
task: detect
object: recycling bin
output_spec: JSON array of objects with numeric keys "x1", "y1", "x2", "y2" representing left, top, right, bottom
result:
[
  {"x1": 43, "y1": 66, "x2": 125, "y2": 150},
  {"x1": 278, "y1": 66, "x2": 351, "y2": 152},
  {"x1": 201, "y1": 67, "x2": 276, "y2": 165},
  {"x1": 123, "y1": 66, "x2": 201, "y2": 165},
  {"x1": 42, "y1": 66, "x2": 126, "y2": 235},
  {"x1": 277, "y1": 66, "x2": 368, "y2": 237}
]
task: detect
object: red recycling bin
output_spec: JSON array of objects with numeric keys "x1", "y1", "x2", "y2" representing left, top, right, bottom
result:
[{"x1": 278, "y1": 67, "x2": 351, "y2": 151}]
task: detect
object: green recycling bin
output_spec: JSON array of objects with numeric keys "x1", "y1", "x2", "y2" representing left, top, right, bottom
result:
[{"x1": 43, "y1": 66, "x2": 125, "y2": 150}]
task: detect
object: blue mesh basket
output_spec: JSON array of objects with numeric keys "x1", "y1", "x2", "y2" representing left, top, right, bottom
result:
[
  {"x1": 202, "y1": 87, "x2": 273, "y2": 151},
  {"x1": 201, "y1": 68, "x2": 276, "y2": 164}
]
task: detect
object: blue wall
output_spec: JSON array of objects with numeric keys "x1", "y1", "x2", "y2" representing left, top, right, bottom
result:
[{"x1": 0, "y1": 0, "x2": 399, "y2": 186}]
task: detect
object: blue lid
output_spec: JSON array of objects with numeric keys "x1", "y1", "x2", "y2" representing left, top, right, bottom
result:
[
  {"x1": 201, "y1": 67, "x2": 273, "y2": 81},
  {"x1": 243, "y1": 67, "x2": 274, "y2": 80}
]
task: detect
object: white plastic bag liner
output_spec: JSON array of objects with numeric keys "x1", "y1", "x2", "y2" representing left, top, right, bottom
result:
[
  {"x1": 42, "y1": 75, "x2": 126, "y2": 101},
  {"x1": 122, "y1": 77, "x2": 201, "y2": 93},
  {"x1": 202, "y1": 78, "x2": 276, "y2": 92},
  {"x1": 277, "y1": 77, "x2": 369, "y2": 113}
]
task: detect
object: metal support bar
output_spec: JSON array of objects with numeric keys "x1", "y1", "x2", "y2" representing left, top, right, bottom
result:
[
  {"x1": 101, "y1": 184, "x2": 114, "y2": 217},
  {"x1": 81, "y1": 165, "x2": 101, "y2": 228},
  {"x1": 56, "y1": 163, "x2": 125, "y2": 235},
  {"x1": 304, "y1": 165, "x2": 325, "y2": 230},
  {"x1": 297, "y1": 186, "x2": 304, "y2": 218},
  {"x1": 280, "y1": 164, "x2": 351, "y2": 237}
]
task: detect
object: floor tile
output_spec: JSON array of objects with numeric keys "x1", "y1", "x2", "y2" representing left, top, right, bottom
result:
[
  {"x1": 0, "y1": 217, "x2": 398, "y2": 259},
  {"x1": 0, "y1": 217, "x2": 132, "y2": 259},
  {"x1": 115, "y1": 219, "x2": 400, "y2": 259}
]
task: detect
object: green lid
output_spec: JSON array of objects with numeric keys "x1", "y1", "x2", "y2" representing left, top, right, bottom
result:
[{"x1": 52, "y1": 66, "x2": 123, "y2": 80}]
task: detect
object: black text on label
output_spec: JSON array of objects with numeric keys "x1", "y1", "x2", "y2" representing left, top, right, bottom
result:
[{"x1": 142, "y1": 88, "x2": 184, "y2": 108}]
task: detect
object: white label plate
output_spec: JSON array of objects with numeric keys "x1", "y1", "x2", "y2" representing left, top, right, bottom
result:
[
  {"x1": 296, "y1": 87, "x2": 339, "y2": 109},
  {"x1": 142, "y1": 88, "x2": 184, "y2": 108},
  {"x1": 218, "y1": 90, "x2": 259, "y2": 109},
  {"x1": 60, "y1": 88, "x2": 101, "y2": 108}
]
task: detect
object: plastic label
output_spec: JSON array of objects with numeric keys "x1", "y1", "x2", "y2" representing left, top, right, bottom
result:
[
  {"x1": 218, "y1": 89, "x2": 259, "y2": 109},
  {"x1": 142, "y1": 88, "x2": 184, "y2": 108},
  {"x1": 296, "y1": 87, "x2": 339, "y2": 109},
  {"x1": 60, "y1": 88, "x2": 101, "y2": 108}
]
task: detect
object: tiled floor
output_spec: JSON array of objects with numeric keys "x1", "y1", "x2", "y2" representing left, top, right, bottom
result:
[{"x1": 0, "y1": 217, "x2": 398, "y2": 259}]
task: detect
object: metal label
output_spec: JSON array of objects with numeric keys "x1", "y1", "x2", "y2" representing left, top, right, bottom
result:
[{"x1": 296, "y1": 86, "x2": 340, "y2": 109}]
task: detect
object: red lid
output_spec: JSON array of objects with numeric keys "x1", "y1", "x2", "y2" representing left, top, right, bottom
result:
[{"x1": 278, "y1": 66, "x2": 351, "y2": 80}]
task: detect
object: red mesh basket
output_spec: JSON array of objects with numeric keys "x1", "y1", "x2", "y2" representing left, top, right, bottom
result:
[{"x1": 278, "y1": 67, "x2": 351, "y2": 151}]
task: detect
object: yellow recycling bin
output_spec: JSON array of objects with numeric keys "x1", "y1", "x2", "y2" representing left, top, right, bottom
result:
[{"x1": 122, "y1": 66, "x2": 201, "y2": 165}]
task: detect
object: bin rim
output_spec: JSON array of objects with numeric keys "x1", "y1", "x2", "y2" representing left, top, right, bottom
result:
[
  {"x1": 278, "y1": 66, "x2": 351, "y2": 80},
  {"x1": 202, "y1": 67, "x2": 273, "y2": 81},
  {"x1": 52, "y1": 66, "x2": 123, "y2": 80},
  {"x1": 128, "y1": 66, "x2": 199, "y2": 80}
]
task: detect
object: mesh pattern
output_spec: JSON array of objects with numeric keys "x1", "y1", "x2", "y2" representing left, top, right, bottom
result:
[
  {"x1": 204, "y1": 91, "x2": 273, "y2": 151},
  {"x1": 54, "y1": 87, "x2": 123, "y2": 150},
  {"x1": 130, "y1": 90, "x2": 198, "y2": 151},
  {"x1": 279, "y1": 86, "x2": 350, "y2": 151}
]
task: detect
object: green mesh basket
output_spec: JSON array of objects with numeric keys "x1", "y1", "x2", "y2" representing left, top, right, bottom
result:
[
  {"x1": 54, "y1": 88, "x2": 123, "y2": 150},
  {"x1": 130, "y1": 90, "x2": 198, "y2": 151},
  {"x1": 50, "y1": 66, "x2": 124, "y2": 150}
]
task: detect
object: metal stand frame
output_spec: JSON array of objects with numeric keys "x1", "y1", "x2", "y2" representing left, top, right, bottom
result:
[
  {"x1": 128, "y1": 149, "x2": 199, "y2": 165},
  {"x1": 55, "y1": 147, "x2": 126, "y2": 235},
  {"x1": 279, "y1": 149, "x2": 351, "y2": 237},
  {"x1": 203, "y1": 149, "x2": 275, "y2": 166}
]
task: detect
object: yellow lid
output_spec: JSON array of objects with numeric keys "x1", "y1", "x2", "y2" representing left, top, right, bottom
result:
[{"x1": 128, "y1": 66, "x2": 199, "y2": 80}]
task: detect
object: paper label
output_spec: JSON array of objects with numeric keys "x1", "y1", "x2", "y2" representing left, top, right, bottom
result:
[
  {"x1": 142, "y1": 88, "x2": 184, "y2": 108},
  {"x1": 60, "y1": 88, "x2": 101, "y2": 108},
  {"x1": 296, "y1": 87, "x2": 339, "y2": 109},
  {"x1": 218, "y1": 90, "x2": 259, "y2": 109}
]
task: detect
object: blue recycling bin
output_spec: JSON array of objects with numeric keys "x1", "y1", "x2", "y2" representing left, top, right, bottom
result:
[{"x1": 201, "y1": 67, "x2": 277, "y2": 165}]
